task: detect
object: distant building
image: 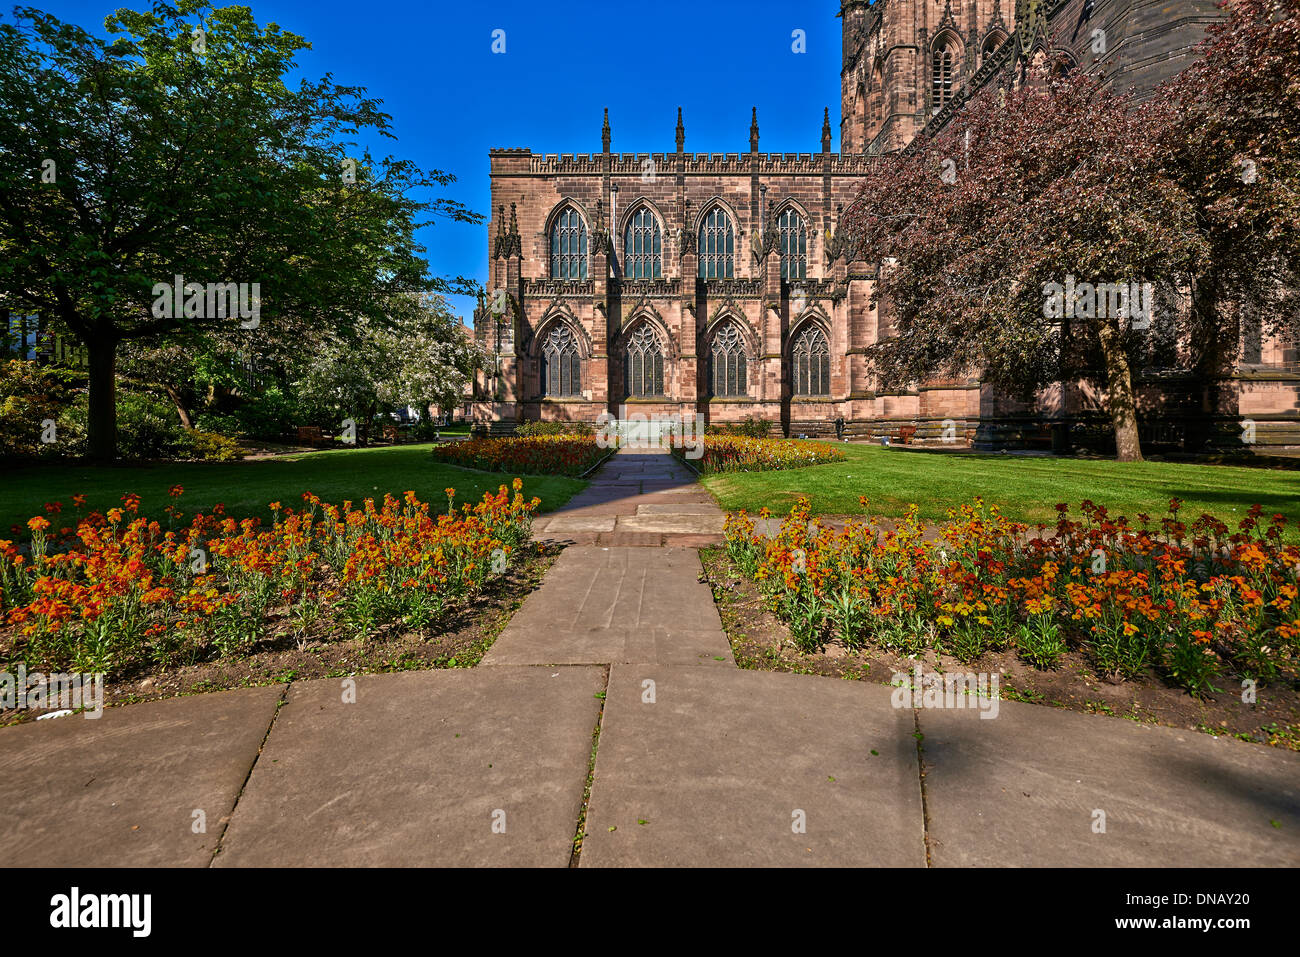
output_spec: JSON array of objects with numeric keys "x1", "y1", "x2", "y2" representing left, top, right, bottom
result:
[{"x1": 2, "y1": 308, "x2": 86, "y2": 369}]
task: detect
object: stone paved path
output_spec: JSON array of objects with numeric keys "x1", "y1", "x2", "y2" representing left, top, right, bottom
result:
[
  {"x1": 1, "y1": 447, "x2": 1297, "y2": 867},
  {"x1": 530, "y1": 446, "x2": 723, "y2": 547}
]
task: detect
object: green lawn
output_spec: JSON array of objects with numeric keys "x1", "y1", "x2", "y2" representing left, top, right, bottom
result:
[
  {"x1": 0, "y1": 444, "x2": 585, "y2": 532},
  {"x1": 701, "y1": 443, "x2": 1300, "y2": 527}
]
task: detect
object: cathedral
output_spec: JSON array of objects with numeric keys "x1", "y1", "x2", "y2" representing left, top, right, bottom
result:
[{"x1": 471, "y1": 0, "x2": 1298, "y2": 452}]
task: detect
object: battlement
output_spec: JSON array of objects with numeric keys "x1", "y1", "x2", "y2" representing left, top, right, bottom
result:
[{"x1": 488, "y1": 150, "x2": 880, "y2": 176}]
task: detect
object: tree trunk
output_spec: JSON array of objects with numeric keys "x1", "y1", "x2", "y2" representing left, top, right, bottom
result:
[
  {"x1": 85, "y1": 336, "x2": 119, "y2": 462},
  {"x1": 164, "y1": 384, "x2": 193, "y2": 429},
  {"x1": 1096, "y1": 319, "x2": 1143, "y2": 462}
]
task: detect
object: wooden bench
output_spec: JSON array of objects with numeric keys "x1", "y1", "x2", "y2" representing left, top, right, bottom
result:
[
  {"x1": 381, "y1": 422, "x2": 400, "y2": 444},
  {"x1": 1026, "y1": 423, "x2": 1054, "y2": 450},
  {"x1": 896, "y1": 425, "x2": 917, "y2": 445},
  {"x1": 296, "y1": 425, "x2": 324, "y2": 447}
]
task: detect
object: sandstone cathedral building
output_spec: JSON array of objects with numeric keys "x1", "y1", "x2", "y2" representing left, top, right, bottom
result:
[{"x1": 470, "y1": 0, "x2": 1298, "y2": 452}]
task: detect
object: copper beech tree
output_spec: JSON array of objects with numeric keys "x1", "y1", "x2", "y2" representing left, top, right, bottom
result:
[
  {"x1": 1160, "y1": 0, "x2": 1300, "y2": 446},
  {"x1": 841, "y1": 64, "x2": 1205, "y2": 462}
]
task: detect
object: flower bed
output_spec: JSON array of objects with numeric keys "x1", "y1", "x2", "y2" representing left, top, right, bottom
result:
[
  {"x1": 673, "y1": 436, "x2": 846, "y2": 474},
  {"x1": 0, "y1": 483, "x2": 539, "y2": 675},
  {"x1": 724, "y1": 496, "x2": 1300, "y2": 696},
  {"x1": 431, "y1": 435, "x2": 609, "y2": 477}
]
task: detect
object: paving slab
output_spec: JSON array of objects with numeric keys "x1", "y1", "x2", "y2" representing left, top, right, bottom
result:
[
  {"x1": 616, "y1": 513, "x2": 726, "y2": 535},
  {"x1": 482, "y1": 547, "x2": 729, "y2": 665},
  {"x1": 214, "y1": 668, "x2": 604, "y2": 867},
  {"x1": 580, "y1": 666, "x2": 924, "y2": 867},
  {"x1": 918, "y1": 698, "x2": 1300, "y2": 867},
  {"x1": 659, "y1": 533, "x2": 726, "y2": 548},
  {"x1": 633, "y1": 491, "x2": 719, "y2": 504},
  {"x1": 543, "y1": 502, "x2": 631, "y2": 517},
  {"x1": 640, "y1": 481, "x2": 693, "y2": 492},
  {"x1": 598, "y1": 532, "x2": 668, "y2": 547},
  {"x1": 636, "y1": 504, "x2": 721, "y2": 515},
  {"x1": 542, "y1": 515, "x2": 618, "y2": 534},
  {"x1": 0, "y1": 686, "x2": 284, "y2": 867}
]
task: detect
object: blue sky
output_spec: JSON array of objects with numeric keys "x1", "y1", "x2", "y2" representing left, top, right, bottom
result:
[{"x1": 28, "y1": 0, "x2": 847, "y2": 324}]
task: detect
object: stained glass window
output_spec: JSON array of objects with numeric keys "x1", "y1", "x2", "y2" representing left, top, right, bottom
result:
[
  {"x1": 697, "y1": 207, "x2": 734, "y2": 279},
  {"x1": 541, "y1": 324, "x2": 582, "y2": 396},
  {"x1": 623, "y1": 207, "x2": 662, "y2": 279},
  {"x1": 710, "y1": 323, "x2": 748, "y2": 397},
  {"x1": 792, "y1": 325, "x2": 830, "y2": 396},
  {"x1": 778, "y1": 209, "x2": 807, "y2": 281},
  {"x1": 550, "y1": 207, "x2": 588, "y2": 279},
  {"x1": 625, "y1": 323, "x2": 665, "y2": 397}
]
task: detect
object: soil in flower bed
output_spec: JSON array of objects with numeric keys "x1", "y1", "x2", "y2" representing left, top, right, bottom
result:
[
  {"x1": 699, "y1": 546, "x2": 1300, "y2": 752},
  {"x1": 0, "y1": 543, "x2": 559, "y2": 725}
]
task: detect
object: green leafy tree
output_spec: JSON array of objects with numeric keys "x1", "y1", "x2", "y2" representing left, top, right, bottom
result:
[{"x1": 0, "y1": 1, "x2": 479, "y2": 460}]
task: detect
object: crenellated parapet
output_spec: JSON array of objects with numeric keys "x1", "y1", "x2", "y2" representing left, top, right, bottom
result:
[{"x1": 501, "y1": 150, "x2": 879, "y2": 177}]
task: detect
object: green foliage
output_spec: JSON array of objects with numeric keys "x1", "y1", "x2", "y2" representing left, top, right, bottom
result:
[
  {"x1": 194, "y1": 387, "x2": 300, "y2": 441},
  {"x1": 297, "y1": 295, "x2": 481, "y2": 437},
  {"x1": 0, "y1": 360, "x2": 80, "y2": 458},
  {"x1": 1015, "y1": 613, "x2": 1068, "y2": 669},
  {"x1": 515, "y1": 420, "x2": 594, "y2": 437},
  {"x1": 707, "y1": 417, "x2": 771, "y2": 438},
  {"x1": 180, "y1": 429, "x2": 241, "y2": 462},
  {"x1": 0, "y1": 2, "x2": 481, "y2": 457},
  {"x1": 114, "y1": 391, "x2": 186, "y2": 459},
  {"x1": 59, "y1": 389, "x2": 238, "y2": 461}
]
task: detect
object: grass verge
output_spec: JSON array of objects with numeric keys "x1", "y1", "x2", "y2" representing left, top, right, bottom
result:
[{"x1": 700, "y1": 443, "x2": 1300, "y2": 526}]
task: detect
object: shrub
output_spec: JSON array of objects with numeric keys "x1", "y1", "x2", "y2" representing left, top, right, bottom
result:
[
  {"x1": 192, "y1": 410, "x2": 244, "y2": 438},
  {"x1": 114, "y1": 391, "x2": 187, "y2": 459},
  {"x1": 180, "y1": 429, "x2": 242, "y2": 462},
  {"x1": 238, "y1": 388, "x2": 301, "y2": 440},
  {"x1": 0, "y1": 360, "x2": 81, "y2": 458},
  {"x1": 515, "y1": 420, "x2": 594, "y2": 437},
  {"x1": 708, "y1": 416, "x2": 771, "y2": 438}
]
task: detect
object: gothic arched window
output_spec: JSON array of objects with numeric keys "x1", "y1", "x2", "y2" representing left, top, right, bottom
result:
[
  {"x1": 980, "y1": 33, "x2": 1003, "y2": 67},
  {"x1": 625, "y1": 323, "x2": 665, "y2": 397},
  {"x1": 710, "y1": 323, "x2": 749, "y2": 397},
  {"x1": 791, "y1": 325, "x2": 830, "y2": 397},
  {"x1": 550, "y1": 207, "x2": 588, "y2": 280},
  {"x1": 697, "y1": 207, "x2": 734, "y2": 279},
  {"x1": 778, "y1": 209, "x2": 807, "y2": 281},
  {"x1": 540, "y1": 323, "x2": 582, "y2": 397},
  {"x1": 932, "y1": 40, "x2": 956, "y2": 112},
  {"x1": 623, "y1": 207, "x2": 662, "y2": 279}
]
